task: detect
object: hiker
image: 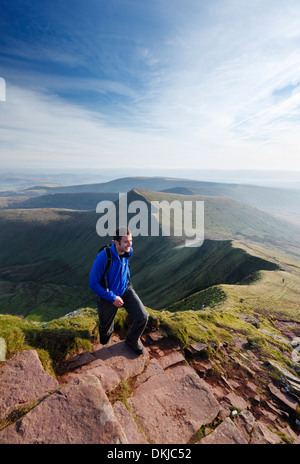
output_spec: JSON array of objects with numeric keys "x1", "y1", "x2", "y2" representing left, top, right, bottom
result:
[{"x1": 89, "y1": 227, "x2": 148, "y2": 355}]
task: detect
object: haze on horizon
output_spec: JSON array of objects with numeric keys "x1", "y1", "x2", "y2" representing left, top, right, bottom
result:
[{"x1": 1, "y1": 1, "x2": 300, "y2": 175}]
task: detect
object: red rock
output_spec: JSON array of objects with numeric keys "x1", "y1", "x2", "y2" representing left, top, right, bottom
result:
[
  {"x1": 224, "y1": 392, "x2": 248, "y2": 411},
  {"x1": 227, "y1": 379, "x2": 240, "y2": 389},
  {"x1": 164, "y1": 364, "x2": 196, "y2": 381},
  {"x1": 64, "y1": 351, "x2": 95, "y2": 371},
  {"x1": 94, "y1": 340, "x2": 149, "y2": 381},
  {"x1": 193, "y1": 360, "x2": 213, "y2": 374},
  {"x1": 211, "y1": 385, "x2": 228, "y2": 400},
  {"x1": 260, "y1": 409, "x2": 277, "y2": 422},
  {"x1": 0, "y1": 375, "x2": 127, "y2": 444},
  {"x1": 234, "y1": 410, "x2": 255, "y2": 441},
  {"x1": 0, "y1": 350, "x2": 59, "y2": 420},
  {"x1": 134, "y1": 358, "x2": 165, "y2": 389},
  {"x1": 113, "y1": 401, "x2": 148, "y2": 444},
  {"x1": 246, "y1": 381, "x2": 258, "y2": 393},
  {"x1": 186, "y1": 342, "x2": 208, "y2": 355},
  {"x1": 158, "y1": 351, "x2": 185, "y2": 369},
  {"x1": 268, "y1": 382, "x2": 299, "y2": 412},
  {"x1": 129, "y1": 371, "x2": 220, "y2": 444},
  {"x1": 250, "y1": 421, "x2": 282, "y2": 444},
  {"x1": 198, "y1": 417, "x2": 248, "y2": 444},
  {"x1": 148, "y1": 332, "x2": 165, "y2": 342},
  {"x1": 60, "y1": 358, "x2": 121, "y2": 393}
]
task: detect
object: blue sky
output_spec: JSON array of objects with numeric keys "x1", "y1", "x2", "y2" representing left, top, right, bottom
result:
[{"x1": 1, "y1": 0, "x2": 300, "y2": 174}]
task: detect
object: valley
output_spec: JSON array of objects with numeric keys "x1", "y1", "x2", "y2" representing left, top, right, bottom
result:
[
  {"x1": 0, "y1": 175, "x2": 300, "y2": 444},
  {"x1": 2, "y1": 179, "x2": 300, "y2": 319}
]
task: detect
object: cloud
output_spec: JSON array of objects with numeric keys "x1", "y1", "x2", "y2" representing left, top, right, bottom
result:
[
  {"x1": 132, "y1": 0, "x2": 300, "y2": 169},
  {"x1": 0, "y1": 84, "x2": 181, "y2": 170},
  {"x1": 1, "y1": 0, "x2": 300, "y2": 172}
]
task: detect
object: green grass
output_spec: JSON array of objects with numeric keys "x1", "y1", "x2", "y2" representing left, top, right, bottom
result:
[
  {"x1": 2, "y1": 184, "x2": 299, "y2": 319},
  {"x1": 132, "y1": 238, "x2": 279, "y2": 310},
  {"x1": 166, "y1": 286, "x2": 227, "y2": 312},
  {"x1": 107, "y1": 380, "x2": 133, "y2": 406},
  {"x1": 0, "y1": 401, "x2": 38, "y2": 432},
  {"x1": 0, "y1": 308, "x2": 99, "y2": 376},
  {"x1": 0, "y1": 295, "x2": 295, "y2": 376},
  {"x1": 1, "y1": 237, "x2": 300, "y2": 383}
]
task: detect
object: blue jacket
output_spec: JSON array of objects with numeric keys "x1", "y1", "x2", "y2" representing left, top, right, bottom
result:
[{"x1": 89, "y1": 243, "x2": 132, "y2": 303}]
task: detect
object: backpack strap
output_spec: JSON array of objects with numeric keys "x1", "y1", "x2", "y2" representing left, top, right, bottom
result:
[
  {"x1": 98, "y1": 244, "x2": 131, "y2": 292},
  {"x1": 99, "y1": 245, "x2": 112, "y2": 291}
]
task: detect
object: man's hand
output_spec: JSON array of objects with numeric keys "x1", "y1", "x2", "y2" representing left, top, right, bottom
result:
[{"x1": 113, "y1": 296, "x2": 124, "y2": 307}]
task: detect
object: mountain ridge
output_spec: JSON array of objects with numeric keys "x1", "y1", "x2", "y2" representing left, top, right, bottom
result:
[
  {"x1": 1, "y1": 177, "x2": 300, "y2": 444},
  {"x1": 1, "y1": 175, "x2": 300, "y2": 226},
  {"x1": 0, "y1": 187, "x2": 296, "y2": 319}
]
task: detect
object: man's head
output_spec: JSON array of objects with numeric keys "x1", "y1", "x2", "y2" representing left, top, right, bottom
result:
[{"x1": 114, "y1": 227, "x2": 132, "y2": 255}]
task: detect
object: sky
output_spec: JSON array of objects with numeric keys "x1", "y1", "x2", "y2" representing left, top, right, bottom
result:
[{"x1": 1, "y1": 0, "x2": 300, "y2": 177}]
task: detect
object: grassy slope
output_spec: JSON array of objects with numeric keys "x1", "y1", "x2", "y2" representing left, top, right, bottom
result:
[
  {"x1": 2, "y1": 192, "x2": 119, "y2": 210},
  {"x1": 1, "y1": 184, "x2": 299, "y2": 418},
  {"x1": 132, "y1": 237, "x2": 279, "y2": 309},
  {"x1": 163, "y1": 242, "x2": 300, "y2": 359},
  {"x1": 0, "y1": 188, "x2": 299, "y2": 320},
  {"x1": 169, "y1": 266, "x2": 300, "y2": 324},
  {"x1": 0, "y1": 212, "x2": 299, "y2": 380},
  {"x1": 0, "y1": 208, "x2": 103, "y2": 320},
  {"x1": 138, "y1": 189, "x2": 300, "y2": 248},
  {"x1": 1, "y1": 265, "x2": 299, "y2": 379}
]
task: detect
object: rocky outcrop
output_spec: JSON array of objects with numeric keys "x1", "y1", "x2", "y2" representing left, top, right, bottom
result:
[
  {"x1": 113, "y1": 401, "x2": 148, "y2": 444},
  {"x1": 198, "y1": 417, "x2": 248, "y2": 444},
  {"x1": 0, "y1": 331, "x2": 299, "y2": 444},
  {"x1": 0, "y1": 350, "x2": 59, "y2": 421},
  {"x1": 0, "y1": 374, "x2": 127, "y2": 444},
  {"x1": 59, "y1": 337, "x2": 149, "y2": 392},
  {"x1": 128, "y1": 361, "x2": 220, "y2": 444}
]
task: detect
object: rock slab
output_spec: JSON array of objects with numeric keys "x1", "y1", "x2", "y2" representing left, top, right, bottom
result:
[
  {"x1": 199, "y1": 417, "x2": 248, "y2": 444},
  {"x1": 0, "y1": 350, "x2": 59, "y2": 420},
  {"x1": 0, "y1": 375, "x2": 127, "y2": 444},
  {"x1": 129, "y1": 362, "x2": 220, "y2": 444},
  {"x1": 113, "y1": 401, "x2": 148, "y2": 444},
  {"x1": 93, "y1": 340, "x2": 149, "y2": 381},
  {"x1": 60, "y1": 340, "x2": 150, "y2": 393},
  {"x1": 268, "y1": 382, "x2": 299, "y2": 412}
]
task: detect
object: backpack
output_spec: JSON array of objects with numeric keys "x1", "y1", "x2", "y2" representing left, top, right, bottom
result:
[
  {"x1": 98, "y1": 244, "x2": 113, "y2": 291},
  {"x1": 98, "y1": 244, "x2": 131, "y2": 292}
]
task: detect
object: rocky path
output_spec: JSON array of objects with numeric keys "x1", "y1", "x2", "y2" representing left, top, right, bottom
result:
[{"x1": 0, "y1": 330, "x2": 299, "y2": 444}]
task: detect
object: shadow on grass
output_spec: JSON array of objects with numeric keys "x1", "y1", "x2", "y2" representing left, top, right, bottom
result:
[{"x1": 23, "y1": 327, "x2": 93, "y2": 374}]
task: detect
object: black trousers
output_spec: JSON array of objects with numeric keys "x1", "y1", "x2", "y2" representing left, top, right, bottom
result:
[{"x1": 96, "y1": 283, "x2": 149, "y2": 345}]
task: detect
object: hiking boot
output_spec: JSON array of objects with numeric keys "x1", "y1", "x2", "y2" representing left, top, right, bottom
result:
[
  {"x1": 125, "y1": 339, "x2": 145, "y2": 355},
  {"x1": 100, "y1": 333, "x2": 112, "y2": 346}
]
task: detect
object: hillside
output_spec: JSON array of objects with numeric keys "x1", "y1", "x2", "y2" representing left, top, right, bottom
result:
[
  {"x1": 136, "y1": 189, "x2": 300, "y2": 257},
  {"x1": 0, "y1": 180, "x2": 300, "y2": 444},
  {"x1": 1, "y1": 263, "x2": 300, "y2": 443},
  {"x1": 1, "y1": 175, "x2": 300, "y2": 224},
  {"x1": 1, "y1": 192, "x2": 118, "y2": 210},
  {"x1": 1, "y1": 187, "x2": 300, "y2": 320},
  {"x1": 0, "y1": 208, "x2": 100, "y2": 320}
]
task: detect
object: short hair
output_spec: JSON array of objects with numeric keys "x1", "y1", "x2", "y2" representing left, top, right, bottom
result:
[{"x1": 114, "y1": 227, "x2": 131, "y2": 243}]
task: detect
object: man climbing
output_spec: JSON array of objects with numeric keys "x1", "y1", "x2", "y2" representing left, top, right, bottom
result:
[{"x1": 89, "y1": 227, "x2": 148, "y2": 355}]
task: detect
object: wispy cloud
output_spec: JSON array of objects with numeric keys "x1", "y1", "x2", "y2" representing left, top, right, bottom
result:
[
  {"x1": 0, "y1": 84, "x2": 177, "y2": 170},
  {"x1": 1, "y1": 0, "x2": 300, "y2": 171}
]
